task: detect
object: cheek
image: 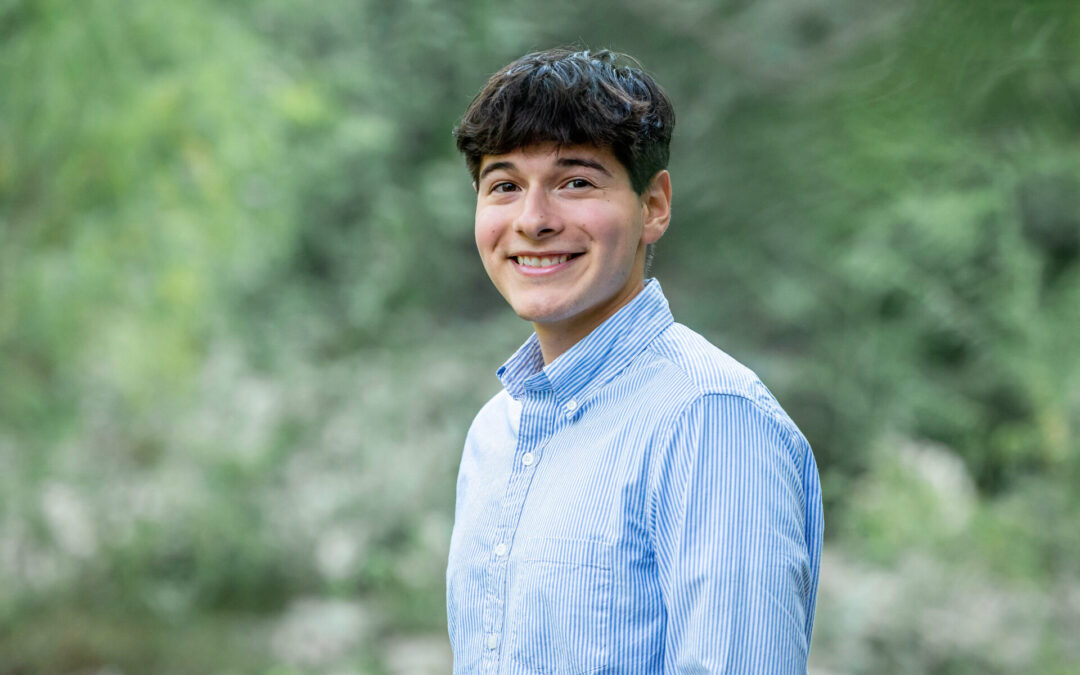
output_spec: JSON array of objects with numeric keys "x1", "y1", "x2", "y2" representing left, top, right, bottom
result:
[
  {"x1": 580, "y1": 206, "x2": 641, "y2": 252},
  {"x1": 474, "y1": 211, "x2": 503, "y2": 252}
]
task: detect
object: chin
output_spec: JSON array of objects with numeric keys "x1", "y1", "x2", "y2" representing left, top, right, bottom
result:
[
  {"x1": 510, "y1": 300, "x2": 572, "y2": 325},
  {"x1": 512, "y1": 307, "x2": 560, "y2": 324}
]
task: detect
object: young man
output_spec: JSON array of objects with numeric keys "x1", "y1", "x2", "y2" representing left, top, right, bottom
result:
[{"x1": 447, "y1": 48, "x2": 823, "y2": 673}]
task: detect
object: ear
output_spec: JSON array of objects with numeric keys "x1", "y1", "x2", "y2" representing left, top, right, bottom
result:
[
  {"x1": 472, "y1": 180, "x2": 479, "y2": 193},
  {"x1": 641, "y1": 170, "x2": 672, "y2": 245}
]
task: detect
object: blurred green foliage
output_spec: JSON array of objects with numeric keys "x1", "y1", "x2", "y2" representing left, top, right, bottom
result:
[{"x1": 1, "y1": 0, "x2": 1078, "y2": 673}]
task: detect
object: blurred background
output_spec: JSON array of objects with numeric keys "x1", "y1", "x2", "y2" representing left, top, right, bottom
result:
[{"x1": 1, "y1": 0, "x2": 1078, "y2": 672}]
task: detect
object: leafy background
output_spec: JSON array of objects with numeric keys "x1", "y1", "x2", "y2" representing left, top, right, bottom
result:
[{"x1": 1, "y1": 0, "x2": 1078, "y2": 672}]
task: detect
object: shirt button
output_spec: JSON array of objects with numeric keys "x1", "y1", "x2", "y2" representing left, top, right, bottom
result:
[
  {"x1": 494, "y1": 543, "x2": 508, "y2": 556},
  {"x1": 522, "y1": 452, "x2": 535, "y2": 466},
  {"x1": 486, "y1": 633, "x2": 499, "y2": 650},
  {"x1": 565, "y1": 398, "x2": 578, "y2": 412}
]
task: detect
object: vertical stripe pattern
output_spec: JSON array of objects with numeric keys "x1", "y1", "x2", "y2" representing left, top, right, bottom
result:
[{"x1": 447, "y1": 280, "x2": 824, "y2": 674}]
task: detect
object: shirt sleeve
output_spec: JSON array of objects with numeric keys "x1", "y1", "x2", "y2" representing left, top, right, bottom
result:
[{"x1": 648, "y1": 393, "x2": 822, "y2": 674}]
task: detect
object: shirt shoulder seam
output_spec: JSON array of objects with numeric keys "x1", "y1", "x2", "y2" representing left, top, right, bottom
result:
[
  {"x1": 642, "y1": 337, "x2": 758, "y2": 402},
  {"x1": 643, "y1": 392, "x2": 806, "y2": 549}
]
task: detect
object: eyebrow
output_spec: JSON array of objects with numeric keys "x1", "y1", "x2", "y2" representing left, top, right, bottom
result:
[
  {"x1": 477, "y1": 156, "x2": 614, "y2": 181},
  {"x1": 556, "y1": 157, "x2": 613, "y2": 176},
  {"x1": 478, "y1": 160, "x2": 514, "y2": 181}
]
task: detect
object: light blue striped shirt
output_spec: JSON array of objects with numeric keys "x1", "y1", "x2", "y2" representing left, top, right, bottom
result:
[{"x1": 447, "y1": 279, "x2": 823, "y2": 674}]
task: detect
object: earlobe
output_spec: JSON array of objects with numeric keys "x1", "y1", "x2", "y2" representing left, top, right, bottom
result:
[{"x1": 642, "y1": 170, "x2": 672, "y2": 245}]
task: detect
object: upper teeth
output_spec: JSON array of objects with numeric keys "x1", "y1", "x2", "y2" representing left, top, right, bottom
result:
[{"x1": 517, "y1": 254, "x2": 570, "y2": 267}]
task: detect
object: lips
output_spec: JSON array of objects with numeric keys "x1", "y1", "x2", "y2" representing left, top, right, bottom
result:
[{"x1": 511, "y1": 252, "x2": 582, "y2": 268}]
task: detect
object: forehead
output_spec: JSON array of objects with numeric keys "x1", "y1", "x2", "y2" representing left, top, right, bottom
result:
[{"x1": 478, "y1": 143, "x2": 624, "y2": 176}]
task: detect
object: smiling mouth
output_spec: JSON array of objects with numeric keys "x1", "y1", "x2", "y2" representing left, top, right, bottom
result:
[{"x1": 512, "y1": 253, "x2": 583, "y2": 268}]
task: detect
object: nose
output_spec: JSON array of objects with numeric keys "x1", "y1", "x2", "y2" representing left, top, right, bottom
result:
[{"x1": 514, "y1": 187, "x2": 562, "y2": 239}]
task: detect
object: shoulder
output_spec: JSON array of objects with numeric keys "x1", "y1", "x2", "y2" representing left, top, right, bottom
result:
[
  {"x1": 460, "y1": 388, "x2": 520, "y2": 478},
  {"x1": 643, "y1": 322, "x2": 803, "y2": 438},
  {"x1": 646, "y1": 322, "x2": 770, "y2": 404},
  {"x1": 466, "y1": 388, "x2": 519, "y2": 437},
  {"x1": 642, "y1": 325, "x2": 816, "y2": 512}
]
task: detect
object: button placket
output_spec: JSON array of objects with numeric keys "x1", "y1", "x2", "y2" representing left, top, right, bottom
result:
[{"x1": 482, "y1": 394, "x2": 551, "y2": 667}]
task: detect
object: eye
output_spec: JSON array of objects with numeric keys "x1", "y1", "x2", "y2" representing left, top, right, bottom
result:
[
  {"x1": 564, "y1": 178, "x2": 594, "y2": 189},
  {"x1": 490, "y1": 181, "x2": 519, "y2": 193}
]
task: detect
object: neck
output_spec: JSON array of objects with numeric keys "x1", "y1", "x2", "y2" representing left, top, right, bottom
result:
[{"x1": 534, "y1": 280, "x2": 646, "y2": 365}]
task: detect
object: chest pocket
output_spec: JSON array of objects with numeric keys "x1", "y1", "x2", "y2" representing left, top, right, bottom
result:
[{"x1": 508, "y1": 537, "x2": 613, "y2": 674}]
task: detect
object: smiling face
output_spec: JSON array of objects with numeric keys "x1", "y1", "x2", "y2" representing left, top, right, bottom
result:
[{"x1": 475, "y1": 143, "x2": 671, "y2": 362}]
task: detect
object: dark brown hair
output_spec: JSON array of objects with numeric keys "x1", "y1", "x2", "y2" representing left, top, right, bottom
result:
[{"x1": 454, "y1": 48, "x2": 675, "y2": 195}]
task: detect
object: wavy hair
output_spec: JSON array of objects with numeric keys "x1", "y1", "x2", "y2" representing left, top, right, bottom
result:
[{"x1": 454, "y1": 48, "x2": 675, "y2": 195}]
